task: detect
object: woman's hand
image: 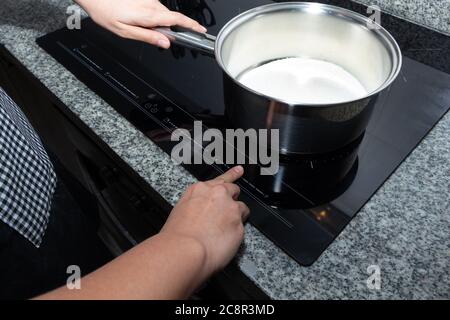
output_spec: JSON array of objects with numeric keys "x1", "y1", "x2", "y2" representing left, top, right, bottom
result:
[
  {"x1": 161, "y1": 166, "x2": 250, "y2": 280},
  {"x1": 76, "y1": 0, "x2": 207, "y2": 48}
]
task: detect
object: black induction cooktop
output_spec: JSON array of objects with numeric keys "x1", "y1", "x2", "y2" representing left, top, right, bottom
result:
[{"x1": 37, "y1": 0, "x2": 450, "y2": 265}]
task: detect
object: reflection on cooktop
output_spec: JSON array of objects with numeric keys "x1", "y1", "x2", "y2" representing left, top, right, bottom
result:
[
  {"x1": 246, "y1": 155, "x2": 359, "y2": 210},
  {"x1": 164, "y1": 0, "x2": 216, "y2": 27}
]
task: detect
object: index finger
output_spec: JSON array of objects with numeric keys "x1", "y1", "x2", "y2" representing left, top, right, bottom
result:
[
  {"x1": 212, "y1": 166, "x2": 244, "y2": 184},
  {"x1": 151, "y1": 11, "x2": 207, "y2": 33}
]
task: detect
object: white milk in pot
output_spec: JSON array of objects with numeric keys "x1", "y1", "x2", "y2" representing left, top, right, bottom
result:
[{"x1": 237, "y1": 57, "x2": 367, "y2": 104}]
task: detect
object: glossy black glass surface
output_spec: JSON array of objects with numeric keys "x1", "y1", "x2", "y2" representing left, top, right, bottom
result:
[{"x1": 37, "y1": 0, "x2": 450, "y2": 265}]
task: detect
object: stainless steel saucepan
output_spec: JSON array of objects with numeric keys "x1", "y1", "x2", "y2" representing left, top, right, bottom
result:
[{"x1": 156, "y1": 2, "x2": 402, "y2": 155}]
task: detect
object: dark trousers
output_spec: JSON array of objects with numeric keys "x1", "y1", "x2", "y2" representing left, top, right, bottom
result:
[{"x1": 0, "y1": 159, "x2": 112, "y2": 299}]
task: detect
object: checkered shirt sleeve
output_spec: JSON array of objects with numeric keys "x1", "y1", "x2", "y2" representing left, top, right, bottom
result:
[{"x1": 0, "y1": 87, "x2": 57, "y2": 247}]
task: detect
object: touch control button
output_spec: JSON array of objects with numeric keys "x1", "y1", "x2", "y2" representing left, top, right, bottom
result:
[
  {"x1": 144, "y1": 102, "x2": 159, "y2": 114},
  {"x1": 147, "y1": 93, "x2": 158, "y2": 100}
]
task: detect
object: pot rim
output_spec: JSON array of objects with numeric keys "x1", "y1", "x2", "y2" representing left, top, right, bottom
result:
[{"x1": 214, "y1": 2, "x2": 403, "y2": 107}]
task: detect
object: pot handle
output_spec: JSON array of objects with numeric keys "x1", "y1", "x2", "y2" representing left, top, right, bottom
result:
[{"x1": 154, "y1": 27, "x2": 216, "y2": 55}]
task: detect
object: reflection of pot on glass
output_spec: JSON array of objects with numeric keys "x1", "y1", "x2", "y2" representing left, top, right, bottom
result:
[{"x1": 242, "y1": 134, "x2": 363, "y2": 209}]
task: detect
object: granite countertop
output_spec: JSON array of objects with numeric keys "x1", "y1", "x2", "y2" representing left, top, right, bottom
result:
[
  {"x1": 1, "y1": 0, "x2": 449, "y2": 299},
  {"x1": 355, "y1": 0, "x2": 450, "y2": 35}
]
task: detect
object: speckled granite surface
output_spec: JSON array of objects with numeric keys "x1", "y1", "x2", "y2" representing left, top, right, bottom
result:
[
  {"x1": 1, "y1": 0, "x2": 449, "y2": 299},
  {"x1": 355, "y1": 0, "x2": 450, "y2": 35}
]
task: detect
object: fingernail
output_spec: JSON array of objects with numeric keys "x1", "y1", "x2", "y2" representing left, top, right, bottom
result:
[
  {"x1": 157, "y1": 39, "x2": 170, "y2": 49},
  {"x1": 234, "y1": 166, "x2": 244, "y2": 174},
  {"x1": 195, "y1": 25, "x2": 207, "y2": 33}
]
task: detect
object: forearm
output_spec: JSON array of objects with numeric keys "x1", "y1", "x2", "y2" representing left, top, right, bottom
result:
[{"x1": 36, "y1": 233, "x2": 208, "y2": 300}]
